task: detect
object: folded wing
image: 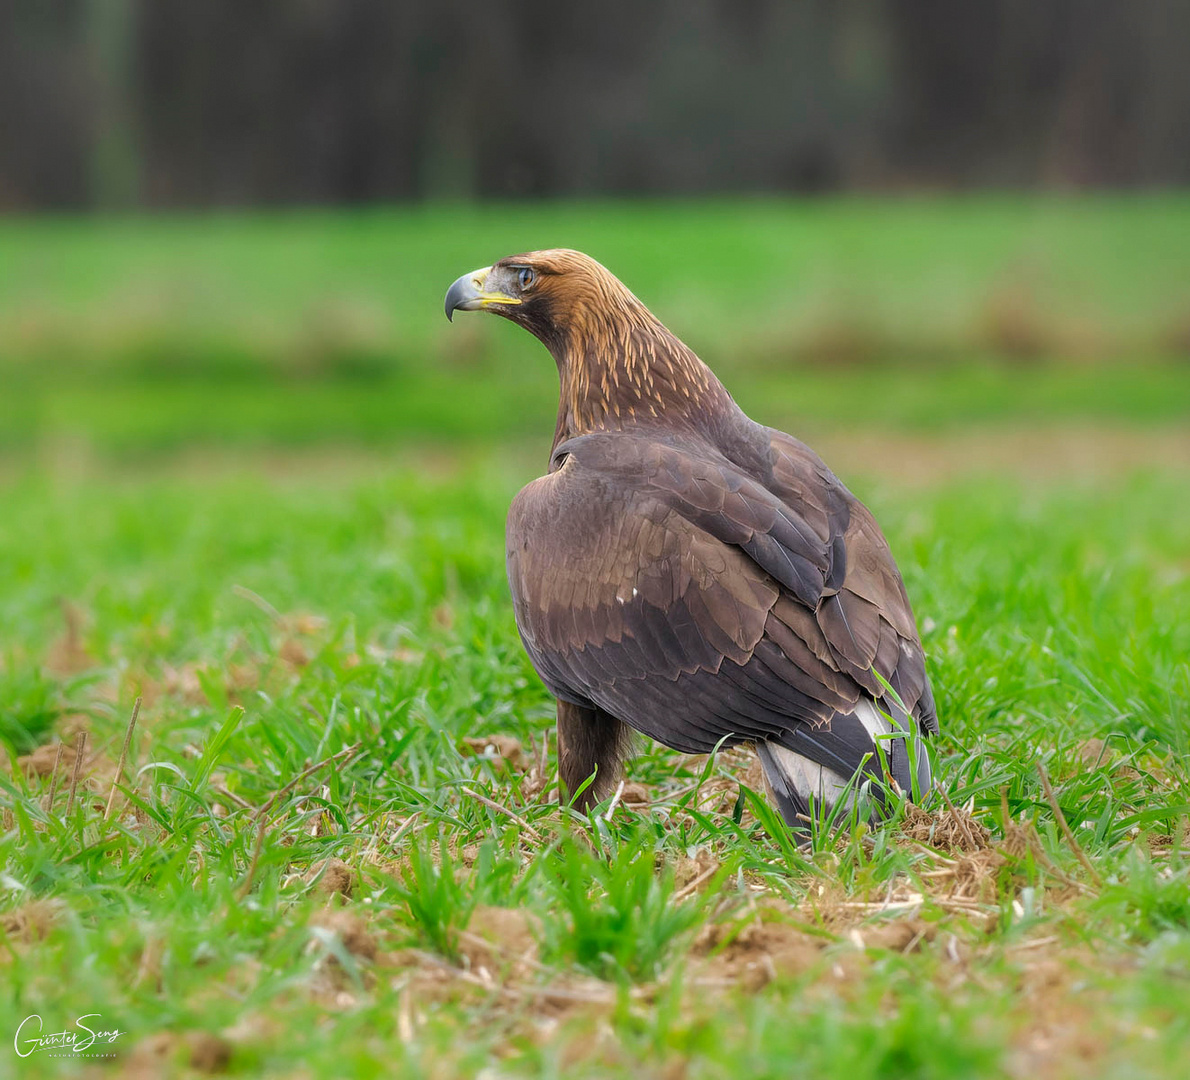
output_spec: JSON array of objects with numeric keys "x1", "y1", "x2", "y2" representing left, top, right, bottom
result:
[{"x1": 506, "y1": 429, "x2": 935, "y2": 805}]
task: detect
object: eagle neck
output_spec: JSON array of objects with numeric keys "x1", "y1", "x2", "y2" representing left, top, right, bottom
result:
[{"x1": 547, "y1": 314, "x2": 738, "y2": 456}]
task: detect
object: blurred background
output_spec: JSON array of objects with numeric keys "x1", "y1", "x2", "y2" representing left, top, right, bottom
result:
[
  {"x1": 8, "y1": 1, "x2": 1190, "y2": 206},
  {"x1": 1, "y1": 0, "x2": 1188, "y2": 466}
]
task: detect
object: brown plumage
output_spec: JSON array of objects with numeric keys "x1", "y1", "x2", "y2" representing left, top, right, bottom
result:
[{"x1": 444, "y1": 249, "x2": 937, "y2": 827}]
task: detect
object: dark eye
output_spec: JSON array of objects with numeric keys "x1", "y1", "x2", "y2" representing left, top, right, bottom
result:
[{"x1": 518, "y1": 267, "x2": 535, "y2": 289}]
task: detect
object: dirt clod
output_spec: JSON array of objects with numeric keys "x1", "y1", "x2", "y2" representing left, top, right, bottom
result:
[
  {"x1": 187, "y1": 1032, "x2": 233, "y2": 1073},
  {"x1": 311, "y1": 910, "x2": 378, "y2": 961},
  {"x1": 673, "y1": 849, "x2": 720, "y2": 893},
  {"x1": 16, "y1": 741, "x2": 75, "y2": 778},
  {"x1": 1, "y1": 900, "x2": 61, "y2": 942},
  {"x1": 278, "y1": 638, "x2": 310, "y2": 667},
  {"x1": 619, "y1": 781, "x2": 652, "y2": 805},
  {"x1": 853, "y1": 917, "x2": 936, "y2": 953},
  {"x1": 460, "y1": 906, "x2": 540, "y2": 977},
  {"x1": 694, "y1": 917, "x2": 824, "y2": 991},
  {"x1": 306, "y1": 857, "x2": 355, "y2": 900},
  {"x1": 461, "y1": 734, "x2": 526, "y2": 772}
]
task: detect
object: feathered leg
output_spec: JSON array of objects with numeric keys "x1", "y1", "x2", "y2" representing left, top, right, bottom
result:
[{"x1": 556, "y1": 699, "x2": 629, "y2": 811}]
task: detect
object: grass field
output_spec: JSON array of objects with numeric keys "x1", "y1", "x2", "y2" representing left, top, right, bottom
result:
[
  {"x1": 2, "y1": 198, "x2": 1190, "y2": 1078},
  {"x1": 2, "y1": 195, "x2": 1189, "y2": 456}
]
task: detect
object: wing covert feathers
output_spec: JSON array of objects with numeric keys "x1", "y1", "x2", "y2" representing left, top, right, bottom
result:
[{"x1": 507, "y1": 425, "x2": 938, "y2": 822}]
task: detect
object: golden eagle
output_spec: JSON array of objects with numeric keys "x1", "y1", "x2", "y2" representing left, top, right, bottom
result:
[{"x1": 445, "y1": 250, "x2": 937, "y2": 826}]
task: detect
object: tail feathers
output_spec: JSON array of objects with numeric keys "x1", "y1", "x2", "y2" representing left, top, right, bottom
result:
[
  {"x1": 756, "y1": 741, "x2": 854, "y2": 827},
  {"x1": 758, "y1": 698, "x2": 933, "y2": 829}
]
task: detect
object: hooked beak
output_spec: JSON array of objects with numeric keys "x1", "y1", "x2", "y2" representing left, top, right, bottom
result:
[{"x1": 443, "y1": 266, "x2": 522, "y2": 321}]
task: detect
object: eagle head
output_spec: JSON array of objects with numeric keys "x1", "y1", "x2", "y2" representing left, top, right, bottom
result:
[
  {"x1": 445, "y1": 248, "x2": 730, "y2": 444},
  {"x1": 444, "y1": 249, "x2": 648, "y2": 348}
]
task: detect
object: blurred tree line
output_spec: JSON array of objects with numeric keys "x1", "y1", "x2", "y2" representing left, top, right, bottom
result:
[{"x1": 3, "y1": 0, "x2": 1188, "y2": 210}]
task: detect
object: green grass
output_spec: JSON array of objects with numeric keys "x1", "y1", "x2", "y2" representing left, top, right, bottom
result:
[
  {"x1": 5, "y1": 361, "x2": 1189, "y2": 459},
  {"x1": 2, "y1": 195, "x2": 1189, "y2": 458},
  {"x1": 4, "y1": 196, "x2": 1189, "y2": 347},
  {"x1": 2, "y1": 197, "x2": 1190, "y2": 1076},
  {"x1": 3, "y1": 453, "x2": 1189, "y2": 1078}
]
